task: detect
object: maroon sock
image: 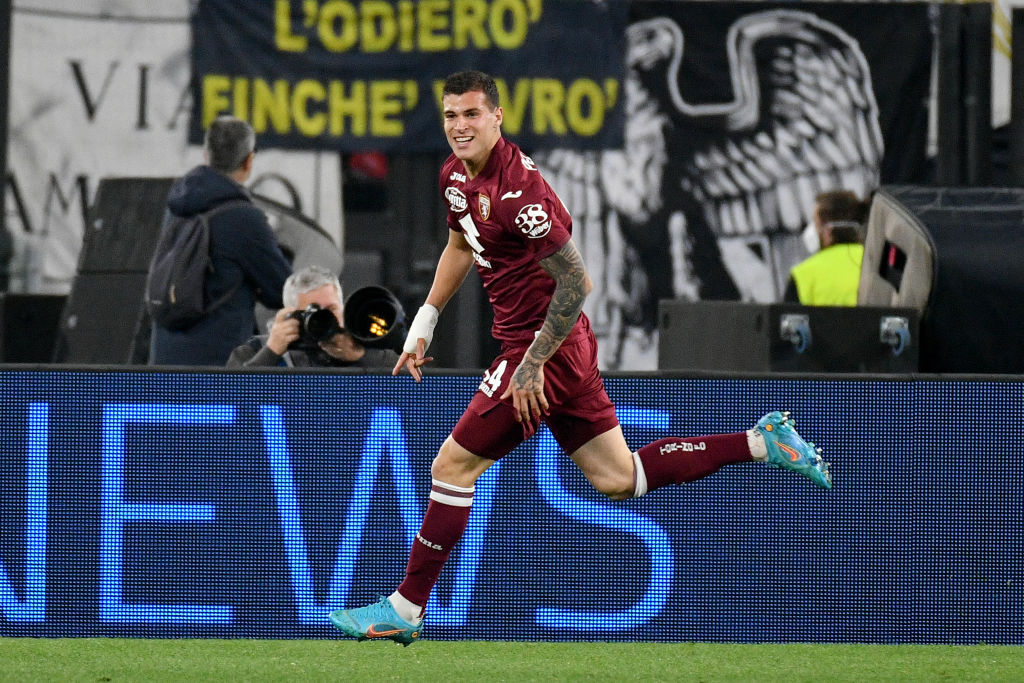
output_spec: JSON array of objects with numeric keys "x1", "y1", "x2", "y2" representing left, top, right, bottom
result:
[
  {"x1": 636, "y1": 433, "x2": 752, "y2": 492},
  {"x1": 396, "y1": 480, "x2": 473, "y2": 609}
]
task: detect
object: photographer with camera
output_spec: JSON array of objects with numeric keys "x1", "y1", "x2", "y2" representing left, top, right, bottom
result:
[{"x1": 226, "y1": 265, "x2": 399, "y2": 368}]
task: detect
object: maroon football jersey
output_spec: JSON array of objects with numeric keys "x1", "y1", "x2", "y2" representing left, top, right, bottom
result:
[{"x1": 440, "y1": 137, "x2": 589, "y2": 345}]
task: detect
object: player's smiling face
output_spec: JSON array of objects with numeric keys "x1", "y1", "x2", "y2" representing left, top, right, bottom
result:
[{"x1": 443, "y1": 90, "x2": 503, "y2": 177}]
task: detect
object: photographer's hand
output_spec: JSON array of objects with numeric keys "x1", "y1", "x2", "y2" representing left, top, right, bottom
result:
[
  {"x1": 319, "y1": 331, "x2": 365, "y2": 362},
  {"x1": 267, "y1": 307, "x2": 301, "y2": 355}
]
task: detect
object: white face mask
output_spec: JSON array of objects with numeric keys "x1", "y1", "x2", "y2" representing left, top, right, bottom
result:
[{"x1": 801, "y1": 221, "x2": 820, "y2": 253}]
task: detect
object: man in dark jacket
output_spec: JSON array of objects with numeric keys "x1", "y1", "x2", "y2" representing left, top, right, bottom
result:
[{"x1": 149, "y1": 116, "x2": 292, "y2": 365}]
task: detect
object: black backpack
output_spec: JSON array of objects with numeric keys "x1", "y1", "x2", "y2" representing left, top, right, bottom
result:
[{"x1": 145, "y1": 200, "x2": 248, "y2": 331}]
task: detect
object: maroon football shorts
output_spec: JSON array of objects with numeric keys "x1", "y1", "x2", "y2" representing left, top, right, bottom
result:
[{"x1": 451, "y1": 329, "x2": 620, "y2": 460}]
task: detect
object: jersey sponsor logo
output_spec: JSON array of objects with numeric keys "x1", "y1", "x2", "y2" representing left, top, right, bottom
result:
[
  {"x1": 514, "y1": 203, "x2": 552, "y2": 238},
  {"x1": 501, "y1": 190, "x2": 522, "y2": 200},
  {"x1": 458, "y1": 214, "x2": 491, "y2": 269},
  {"x1": 445, "y1": 186, "x2": 468, "y2": 212},
  {"x1": 449, "y1": 170, "x2": 466, "y2": 182},
  {"x1": 520, "y1": 152, "x2": 537, "y2": 171},
  {"x1": 478, "y1": 194, "x2": 491, "y2": 221}
]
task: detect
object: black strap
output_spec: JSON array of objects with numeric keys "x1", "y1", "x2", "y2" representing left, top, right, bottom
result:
[{"x1": 198, "y1": 199, "x2": 253, "y2": 312}]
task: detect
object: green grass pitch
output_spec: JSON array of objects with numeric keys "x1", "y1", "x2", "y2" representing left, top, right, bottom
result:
[{"x1": 2, "y1": 639, "x2": 1024, "y2": 682}]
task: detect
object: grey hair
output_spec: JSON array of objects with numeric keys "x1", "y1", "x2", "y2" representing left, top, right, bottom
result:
[
  {"x1": 282, "y1": 265, "x2": 343, "y2": 308},
  {"x1": 204, "y1": 115, "x2": 256, "y2": 174}
]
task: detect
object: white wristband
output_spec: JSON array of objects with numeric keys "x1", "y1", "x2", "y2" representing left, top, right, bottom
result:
[{"x1": 403, "y1": 304, "x2": 439, "y2": 354}]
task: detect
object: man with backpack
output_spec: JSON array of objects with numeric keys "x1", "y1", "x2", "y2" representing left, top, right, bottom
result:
[{"x1": 148, "y1": 116, "x2": 292, "y2": 366}]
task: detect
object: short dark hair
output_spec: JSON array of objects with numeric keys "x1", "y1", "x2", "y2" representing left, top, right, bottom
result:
[
  {"x1": 204, "y1": 116, "x2": 256, "y2": 174},
  {"x1": 816, "y1": 190, "x2": 869, "y2": 225},
  {"x1": 816, "y1": 190, "x2": 870, "y2": 244},
  {"x1": 442, "y1": 70, "x2": 499, "y2": 109}
]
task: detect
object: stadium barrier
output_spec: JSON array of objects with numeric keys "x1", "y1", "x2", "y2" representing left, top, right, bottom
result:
[{"x1": 0, "y1": 368, "x2": 1020, "y2": 644}]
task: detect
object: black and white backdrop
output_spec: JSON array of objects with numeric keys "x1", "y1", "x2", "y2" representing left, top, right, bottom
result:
[
  {"x1": 536, "y1": 2, "x2": 933, "y2": 369},
  {"x1": 4, "y1": 2, "x2": 971, "y2": 370}
]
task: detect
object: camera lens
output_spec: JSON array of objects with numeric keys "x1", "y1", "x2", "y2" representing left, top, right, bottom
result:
[
  {"x1": 303, "y1": 307, "x2": 339, "y2": 342},
  {"x1": 289, "y1": 304, "x2": 340, "y2": 345}
]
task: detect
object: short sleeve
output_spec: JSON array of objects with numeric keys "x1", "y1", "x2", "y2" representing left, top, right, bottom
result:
[{"x1": 499, "y1": 179, "x2": 571, "y2": 261}]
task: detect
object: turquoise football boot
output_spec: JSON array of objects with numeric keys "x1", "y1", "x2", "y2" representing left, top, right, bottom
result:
[
  {"x1": 756, "y1": 411, "x2": 832, "y2": 489},
  {"x1": 329, "y1": 597, "x2": 422, "y2": 646}
]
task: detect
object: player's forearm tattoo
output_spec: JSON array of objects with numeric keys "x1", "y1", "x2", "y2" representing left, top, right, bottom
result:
[{"x1": 527, "y1": 240, "x2": 589, "y2": 364}]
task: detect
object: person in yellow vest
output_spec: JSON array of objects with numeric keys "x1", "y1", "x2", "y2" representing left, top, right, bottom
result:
[{"x1": 784, "y1": 190, "x2": 871, "y2": 306}]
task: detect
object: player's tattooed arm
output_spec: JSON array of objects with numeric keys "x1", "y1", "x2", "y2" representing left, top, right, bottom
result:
[
  {"x1": 502, "y1": 238, "x2": 591, "y2": 421},
  {"x1": 526, "y1": 238, "x2": 591, "y2": 365}
]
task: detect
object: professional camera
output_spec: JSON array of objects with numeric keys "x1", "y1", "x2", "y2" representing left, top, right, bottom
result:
[
  {"x1": 343, "y1": 285, "x2": 408, "y2": 353},
  {"x1": 288, "y1": 303, "x2": 341, "y2": 346}
]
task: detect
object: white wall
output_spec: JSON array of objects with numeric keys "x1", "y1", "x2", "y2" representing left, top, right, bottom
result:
[{"x1": 6, "y1": 0, "x2": 343, "y2": 293}]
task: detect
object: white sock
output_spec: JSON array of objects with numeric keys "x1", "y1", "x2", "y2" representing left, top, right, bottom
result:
[
  {"x1": 631, "y1": 451, "x2": 648, "y2": 497},
  {"x1": 746, "y1": 428, "x2": 767, "y2": 461},
  {"x1": 388, "y1": 590, "x2": 424, "y2": 625}
]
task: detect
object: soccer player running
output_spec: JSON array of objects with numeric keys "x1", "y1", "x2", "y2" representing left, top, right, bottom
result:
[{"x1": 330, "y1": 70, "x2": 832, "y2": 645}]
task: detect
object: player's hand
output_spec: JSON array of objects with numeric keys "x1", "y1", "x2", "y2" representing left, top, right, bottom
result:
[
  {"x1": 500, "y1": 359, "x2": 549, "y2": 424},
  {"x1": 392, "y1": 337, "x2": 434, "y2": 382},
  {"x1": 266, "y1": 307, "x2": 300, "y2": 355}
]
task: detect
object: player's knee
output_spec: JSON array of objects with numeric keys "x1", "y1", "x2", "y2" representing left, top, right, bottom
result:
[
  {"x1": 429, "y1": 450, "x2": 458, "y2": 481},
  {"x1": 429, "y1": 437, "x2": 491, "y2": 487},
  {"x1": 586, "y1": 471, "x2": 634, "y2": 501}
]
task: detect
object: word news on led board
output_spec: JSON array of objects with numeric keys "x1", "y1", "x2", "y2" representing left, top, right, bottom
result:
[{"x1": 1, "y1": 370, "x2": 1021, "y2": 643}]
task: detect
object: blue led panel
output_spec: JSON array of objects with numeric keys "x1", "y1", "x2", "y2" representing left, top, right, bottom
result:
[{"x1": 0, "y1": 370, "x2": 1021, "y2": 643}]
